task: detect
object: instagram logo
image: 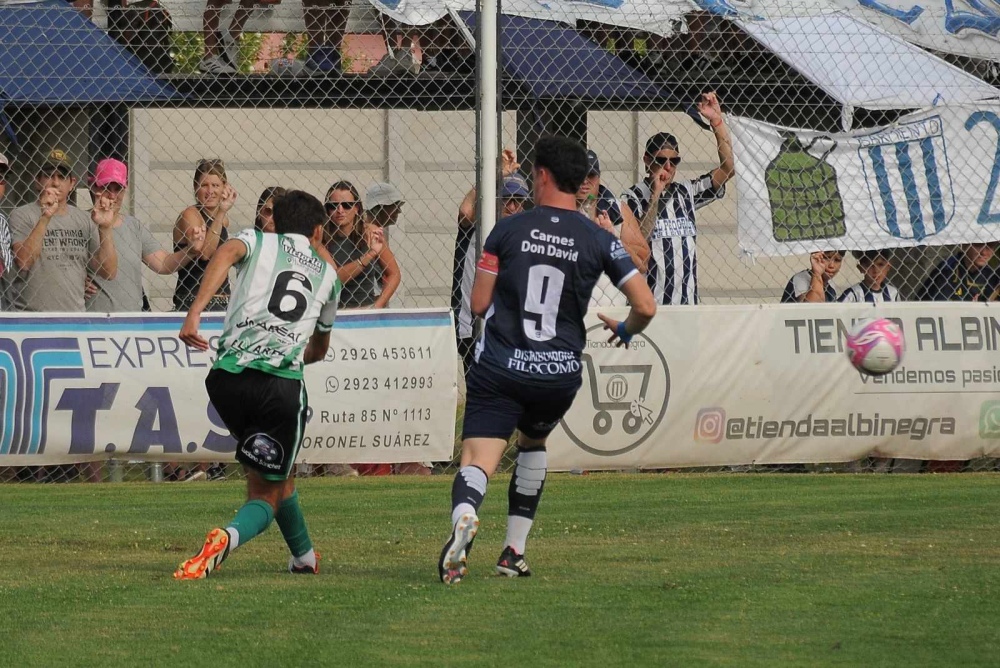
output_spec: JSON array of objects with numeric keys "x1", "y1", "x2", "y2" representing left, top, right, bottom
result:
[{"x1": 694, "y1": 407, "x2": 726, "y2": 443}]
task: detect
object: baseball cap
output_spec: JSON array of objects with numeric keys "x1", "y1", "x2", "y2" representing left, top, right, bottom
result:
[
  {"x1": 0, "y1": 153, "x2": 9, "y2": 172},
  {"x1": 40, "y1": 148, "x2": 73, "y2": 176},
  {"x1": 645, "y1": 132, "x2": 680, "y2": 157},
  {"x1": 500, "y1": 176, "x2": 529, "y2": 199},
  {"x1": 365, "y1": 182, "x2": 404, "y2": 208},
  {"x1": 93, "y1": 158, "x2": 128, "y2": 188},
  {"x1": 586, "y1": 149, "x2": 601, "y2": 176}
]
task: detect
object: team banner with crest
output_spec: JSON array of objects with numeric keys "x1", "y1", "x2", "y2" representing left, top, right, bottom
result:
[
  {"x1": 0, "y1": 310, "x2": 457, "y2": 466},
  {"x1": 731, "y1": 104, "x2": 1000, "y2": 258},
  {"x1": 547, "y1": 303, "x2": 1000, "y2": 470}
]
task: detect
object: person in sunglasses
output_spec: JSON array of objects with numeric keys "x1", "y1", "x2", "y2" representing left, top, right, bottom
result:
[
  {"x1": 323, "y1": 180, "x2": 390, "y2": 309},
  {"x1": 622, "y1": 92, "x2": 734, "y2": 305}
]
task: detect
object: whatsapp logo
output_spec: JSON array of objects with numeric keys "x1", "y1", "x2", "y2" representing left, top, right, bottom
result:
[{"x1": 979, "y1": 401, "x2": 1000, "y2": 439}]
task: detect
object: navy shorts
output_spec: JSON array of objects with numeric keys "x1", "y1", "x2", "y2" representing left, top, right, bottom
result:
[
  {"x1": 206, "y1": 367, "x2": 308, "y2": 481},
  {"x1": 462, "y1": 364, "x2": 582, "y2": 441}
]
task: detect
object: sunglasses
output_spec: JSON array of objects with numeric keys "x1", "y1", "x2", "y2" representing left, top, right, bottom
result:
[
  {"x1": 325, "y1": 201, "x2": 357, "y2": 211},
  {"x1": 260, "y1": 206, "x2": 273, "y2": 217},
  {"x1": 651, "y1": 156, "x2": 682, "y2": 167}
]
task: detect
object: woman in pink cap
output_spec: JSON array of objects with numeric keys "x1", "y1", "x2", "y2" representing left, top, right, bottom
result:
[{"x1": 85, "y1": 158, "x2": 205, "y2": 313}]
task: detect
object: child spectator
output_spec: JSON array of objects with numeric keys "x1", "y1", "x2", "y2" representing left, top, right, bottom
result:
[
  {"x1": 781, "y1": 250, "x2": 845, "y2": 303},
  {"x1": 838, "y1": 250, "x2": 901, "y2": 303}
]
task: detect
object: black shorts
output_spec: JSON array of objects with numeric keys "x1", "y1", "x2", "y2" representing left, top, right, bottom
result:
[
  {"x1": 462, "y1": 364, "x2": 581, "y2": 441},
  {"x1": 206, "y1": 367, "x2": 308, "y2": 481}
]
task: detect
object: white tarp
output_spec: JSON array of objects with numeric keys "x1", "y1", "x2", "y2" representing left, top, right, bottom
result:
[
  {"x1": 736, "y1": 12, "x2": 999, "y2": 109},
  {"x1": 547, "y1": 302, "x2": 1000, "y2": 470},
  {"x1": 730, "y1": 102, "x2": 1000, "y2": 257},
  {"x1": 0, "y1": 310, "x2": 458, "y2": 466}
]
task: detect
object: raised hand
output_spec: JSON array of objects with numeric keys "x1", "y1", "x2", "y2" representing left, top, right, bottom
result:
[
  {"x1": 39, "y1": 187, "x2": 59, "y2": 218},
  {"x1": 365, "y1": 225, "x2": 385, "y2": 256},
  {"x1": 697, "y1": 91, "x2": 724, "y2": 126},
  {"x1": 595, "y1": 209, "x2": 615, "y2": 233},
  {"x1": 501, "y1": 148, "x2": 520, "y2": 177},
  {"x1": 91, "y1": 193, "x2": 117, "y2": 228},
  {"x1": 219, "y1": 184, "x2": 238, "y2": 213},
  {"x1": 187, "y1": 224, "x2": 206, "y2": 255},
  {"x1": 651, "y1": 169, "x2": 670, "y2": 197},
  {"x1": 810, "y1": 251, "x2": 828, "y2": 277}
]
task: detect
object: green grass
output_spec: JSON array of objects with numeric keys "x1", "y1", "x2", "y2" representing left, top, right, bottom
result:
[{"x1": 1, "y1": 474, "x2": 998, "y2": 667}]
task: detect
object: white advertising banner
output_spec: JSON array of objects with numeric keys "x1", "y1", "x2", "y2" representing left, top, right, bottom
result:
[
  {"x1": 547, "y1": 302, "x2": 1000, "y2": 470},
  {"x1": 0, "y1": 310, "x2": 458, "y2": 466},
  {"x1": 731, "y1": 103, "x2": 1000, "y2": 258}
]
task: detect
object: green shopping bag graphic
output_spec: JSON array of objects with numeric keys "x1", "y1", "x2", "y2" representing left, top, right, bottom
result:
[{"x1": 766, "y1": 133, "x2": 846, "y2": 242}]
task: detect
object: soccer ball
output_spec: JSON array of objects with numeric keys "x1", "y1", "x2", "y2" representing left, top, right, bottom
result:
[{"x1": 845, "y1": 318, "x2": 904, "y2": 376}]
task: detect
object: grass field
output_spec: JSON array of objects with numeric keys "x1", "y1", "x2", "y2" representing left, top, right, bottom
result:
[{"x1": 1, "y1": 473, "x2": 998, "y2": 667}]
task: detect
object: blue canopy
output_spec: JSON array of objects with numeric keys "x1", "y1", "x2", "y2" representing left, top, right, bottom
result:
[
  {"x1": 0, "y1": 1, "x2": 175, "y2": 104},
  {"x1": 460, "y1": 12, "x2": 664, "y2": 100}
]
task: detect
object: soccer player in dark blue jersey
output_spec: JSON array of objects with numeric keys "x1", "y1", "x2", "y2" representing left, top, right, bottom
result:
[{"x1": 438, "y1": 136, "x2": 657, "y2": 584}]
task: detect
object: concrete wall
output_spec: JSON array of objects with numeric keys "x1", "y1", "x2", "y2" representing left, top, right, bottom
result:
[{"x1": 128, "y1": 107, "x2": 859, "y2": 310}]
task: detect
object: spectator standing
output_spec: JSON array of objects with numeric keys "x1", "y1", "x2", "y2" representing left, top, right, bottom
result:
[
  {"x1": 454, "y1": 149, "x2": 527, "y2": 373},
  {"x1": 623, "y1": 92, "x2": 734, "y2": 305},
  {"x1": 917, "y1": 243, "x2": 1000, "y2": 302},
  {"x1": 323, "y1": 180, "x2": 389, "y2": 308},
  {"x1": 358, "y1": 181, "x2": 403, "y2": 307},
  {"x1": 579, "y1": 148, "x2": 649, "y2": 307},
  {"x1": 172, "y1": 159, "x2": 237, "y2": 312},
  {"x1": 781, "y1": 250, "x2": 845, "y2": 303},
  {"x1": 0, "y1": 153, "x2": 13, "y2": 310},
  {"x1": 85, "y1": 159, "x2": 204, "y2": 313},
  {"x1": 8, "y1": 149, "x2": 118, "y2": 312}
]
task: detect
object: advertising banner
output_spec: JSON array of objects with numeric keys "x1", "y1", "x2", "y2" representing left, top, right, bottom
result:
[
  {"x1": 0, "y1": 310, "x2": 458, "y2": 466},
  {"x1": 547, "y1": 302, "x2": 1000, "y2": 470},
  {"x1": 731, "y1": 104, "x2": 1000, "y2": 257}
]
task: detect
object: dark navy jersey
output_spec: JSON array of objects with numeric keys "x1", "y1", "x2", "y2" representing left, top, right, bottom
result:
[
  {"x1": 475, "y1": 205, "x2": 638, "y2": 385},
  {"x1": 917, "y1": 254, "x2": 1000, "y2": 302}
]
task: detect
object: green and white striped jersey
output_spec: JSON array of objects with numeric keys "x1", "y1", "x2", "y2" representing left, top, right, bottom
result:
[{"x1": 213, "y1": 229, "x2": 342, "y2": 379}]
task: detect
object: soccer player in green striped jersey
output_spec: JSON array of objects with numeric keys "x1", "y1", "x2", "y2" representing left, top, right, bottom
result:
[{"x1": 175, "y1": 190, "x2": 359, "y2": 579}]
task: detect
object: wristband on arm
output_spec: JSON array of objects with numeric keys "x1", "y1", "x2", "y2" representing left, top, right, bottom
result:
[{"x1": 615, "y1": 321, "x2": 633, "y2": 346}]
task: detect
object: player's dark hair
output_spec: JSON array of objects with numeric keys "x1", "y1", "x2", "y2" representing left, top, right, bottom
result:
[
  {"x1": 273, "y1": 190, "x2": 325, "y2": 236},
  {"x1": 853, "y1": 249, "x2": 891, "y2": 266},
  {"x1": 533, "y1": 136, "x2": 588, "y2": 195}
]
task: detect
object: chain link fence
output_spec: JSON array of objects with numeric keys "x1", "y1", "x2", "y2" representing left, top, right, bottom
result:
[{"x1": 0, "y1": 0, "x2": 998, "y2": 481}]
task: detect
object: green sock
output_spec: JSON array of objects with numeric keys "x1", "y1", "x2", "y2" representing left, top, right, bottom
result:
[
  {"x1": 275, "y1": 492, "x2": 313, "y2": 558},
  {"x1": 226, "y1": 499, "x2": 274, "y2": 550}
]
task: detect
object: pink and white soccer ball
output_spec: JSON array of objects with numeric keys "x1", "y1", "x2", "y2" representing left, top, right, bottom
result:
[{"x1": 846, "y1": 318, "x2": 904, "y2": 376}]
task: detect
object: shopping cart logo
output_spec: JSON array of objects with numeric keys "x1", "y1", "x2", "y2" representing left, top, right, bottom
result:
[
  {"x1": 561, "y1": 326, "x2": 670, "y2": 457},
  {"x1": 0, "y1": 337, "x2": 85, "y2": 456}
]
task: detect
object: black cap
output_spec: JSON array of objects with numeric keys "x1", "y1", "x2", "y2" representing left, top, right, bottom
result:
[
  {"x1": 645, "y1": 132, "x2": 679, "y2": 157},
  {"x1": 586, "y1": 149, "x2": 601, "y2": 176}
]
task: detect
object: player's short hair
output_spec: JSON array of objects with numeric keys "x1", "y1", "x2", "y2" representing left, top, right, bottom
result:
[
  {"x1": 273, "y1": 190, "x2": 325, "y2": 236},
  {"x1": 645, "y1": 132, "x2": 679, "y2": 157},
  {"x1": 853, "y1": 249, "x2": 891, "y2": 266},
  {"x1": 533, "y1": 136, "x2": 588, "y2": 195}
]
